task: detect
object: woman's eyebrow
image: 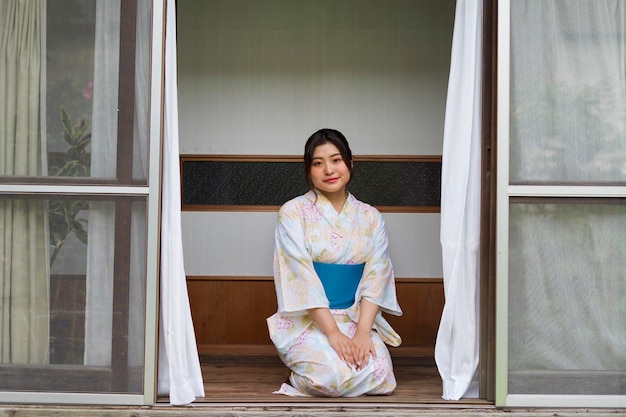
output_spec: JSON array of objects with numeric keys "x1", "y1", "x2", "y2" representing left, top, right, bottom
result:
[{"x1": 313, "y1": 153, "x2": 341, "y2": 159}]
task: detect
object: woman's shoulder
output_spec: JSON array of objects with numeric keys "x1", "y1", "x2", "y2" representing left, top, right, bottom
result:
[
  {"x1": 348, "y1": 193, "x2": 386, "y2": 230},
  {"x1": 348, "y1": 193, "x2": 382, "y2": 217},
  {"x1": 278, "y1": 191, "x2": 316, "y2": 215}
]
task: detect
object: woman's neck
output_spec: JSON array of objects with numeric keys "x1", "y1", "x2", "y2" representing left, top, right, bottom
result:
[{"x1": 318, "y1": 189, "x2": 348, "y2": 213}]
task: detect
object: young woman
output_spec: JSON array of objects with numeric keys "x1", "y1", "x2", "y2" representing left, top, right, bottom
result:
[{"x1": 267, "y1": 128, "x2": 402, "y2": 397}]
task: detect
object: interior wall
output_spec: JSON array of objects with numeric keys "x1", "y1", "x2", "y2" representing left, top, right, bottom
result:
[
  {"x1": 178, "y1": 0, "x2": 453, "y2": 155},
  {"x1": 182, "y1": 212, "x2": 442, "y2": 278},
  {"x1": 177, "y1": 0, "x2": 454, "y2": 280}
]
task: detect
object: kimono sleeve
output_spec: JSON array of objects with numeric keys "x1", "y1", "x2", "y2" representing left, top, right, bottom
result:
[
  {"x1": 273, "y1": 199, "x2": 328, "y2": 316},
  {"x1": 357, "y1": 210, "x2": 402, "y2": 316}
]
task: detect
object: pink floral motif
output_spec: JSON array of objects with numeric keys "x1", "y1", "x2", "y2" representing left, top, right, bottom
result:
[
  {"x1": 274, "y1": 315, "x2": 294, "y2": 330},
  {"x1": 346, "y1": 322, "x2": 358, "y2": 338},
  {"x1": 288, "y1": 328, "x2": 311, "y2": 352},
  {"x1": 372, "y1": 356, "x2": 387, "y2": 380},
  {"x1": 330, "y1": 231, "x2": 341, "y2": 253},
  {"x1": 301, "y1": 200, "x2": 322, "y2": 223},
  {"x1": 351, "y1": 197, "x2": 370, "y2": 214}
]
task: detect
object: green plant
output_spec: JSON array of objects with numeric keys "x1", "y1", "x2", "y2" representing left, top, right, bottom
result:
[{"x1": 49, "y1": 107, "x2": 91, "y2": 266}]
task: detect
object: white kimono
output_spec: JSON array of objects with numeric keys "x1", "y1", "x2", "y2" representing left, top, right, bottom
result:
[{"x1": 267, "y1": 190, "x2": 402, "y2": 397}]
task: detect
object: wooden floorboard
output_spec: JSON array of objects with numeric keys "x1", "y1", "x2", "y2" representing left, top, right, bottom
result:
[{"x1": 177, "y1": 355, "x2": 491, "y2": 405}]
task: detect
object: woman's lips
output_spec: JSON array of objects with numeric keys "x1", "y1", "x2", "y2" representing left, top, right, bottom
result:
[{"x1": 324, "y1": 178, "x2": 339, "y2": 183}]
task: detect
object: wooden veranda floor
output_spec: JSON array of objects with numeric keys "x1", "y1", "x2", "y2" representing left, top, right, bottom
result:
[{"x1": 170, "y1": 353, "x2": 492, "y2": 406}]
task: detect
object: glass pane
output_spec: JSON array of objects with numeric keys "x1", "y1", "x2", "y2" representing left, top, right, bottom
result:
[
  {"x1": 508, "y1": 201, "x2": 626, "y2": 395},
  {"x1": 46, "y1": 1, "x2": 96, "y2": 177},
  {"x1": 0, "y1": 195, "x2": 147, "y2": 394},
  {"x1": 0, "y1": 0, "x2": 150, "y2": 184},
  {"x1": 509, "y1": 1, "x2": 626, "y2": 184}
]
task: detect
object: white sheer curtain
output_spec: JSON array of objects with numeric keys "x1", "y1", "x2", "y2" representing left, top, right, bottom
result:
[
  {"x1": 84, "y1": 0, "x2": 119, "y2": 366},
  {"x1": 435, "y1": 0, "x2": 483, "y2": 401},
  {"x1": 0, "y1": 0, "x2": 49, "y2": 365},
  {"x1": 508, "y1": 1, "x2": 626, "y2": 394},
  {"x1": 128, "y1": 0, "x2": 151, "y2": 368},
  {"x1": 84, "y1": 0, "x2": 150, "y2": 369},
  {"x1": 157, "y1": 0, "x2": 205, "y2": 405}
]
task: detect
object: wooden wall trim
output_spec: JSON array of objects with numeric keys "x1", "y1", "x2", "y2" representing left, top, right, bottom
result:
[
  {"x1": 181, "y1": 205, "x2": 440, "y2": 213},
  {"x1": 187, "y1": 275, "x2": 274, "y2": 282},
  {"x1": 180, "y1": 154, "x2": 442, "y2": 163},
  {"x1": 187, "y1": 275, "x2": 443, "y2": 284}
]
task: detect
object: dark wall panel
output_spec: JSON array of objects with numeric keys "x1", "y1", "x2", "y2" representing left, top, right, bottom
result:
[{"x1": 182, "y1": 157, "x2": 441, "y2": 209}]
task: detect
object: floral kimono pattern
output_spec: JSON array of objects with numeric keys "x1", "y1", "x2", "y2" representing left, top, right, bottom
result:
[{"x1": 267, "y1": 190, "x2": 402, "y2": 397}]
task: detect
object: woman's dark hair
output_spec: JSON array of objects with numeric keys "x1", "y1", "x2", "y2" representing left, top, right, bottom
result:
[{"x1": 303, "y1": 128, "x2": 354, "y2": 191}]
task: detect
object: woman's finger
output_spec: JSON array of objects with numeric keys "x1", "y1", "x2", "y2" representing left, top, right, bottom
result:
[{"x1": 344, "y1": 345, "x2": 356, "y2": 368}]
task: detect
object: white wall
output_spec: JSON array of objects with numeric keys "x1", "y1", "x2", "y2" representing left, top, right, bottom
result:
[
  {"x1": 177, "y1": 0, "x2": 454, "y2": 155},
  {"x1": 182, "y1": 212, "x2": 442, "y2": 278},
  {"x1": 177, "y1": 0, "x2": 454, "y2": 278}
]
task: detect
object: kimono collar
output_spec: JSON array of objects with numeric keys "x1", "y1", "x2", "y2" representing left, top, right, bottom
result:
[{"x1": 310, "y1": 189, "x2": 352, "y2": 216}]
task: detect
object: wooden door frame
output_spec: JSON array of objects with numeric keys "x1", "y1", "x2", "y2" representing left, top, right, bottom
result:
[{"x1": 479, "y1": 0, "x2": 498, "y2": 402}]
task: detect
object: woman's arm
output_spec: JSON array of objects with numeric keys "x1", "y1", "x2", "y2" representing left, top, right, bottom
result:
[
  {"x1": 351, "y1": 298, "x2": 379, "y2": 369},
  {"x1": 273, "y1": 201, "x2": 329, "y2": 315},
  {"x1": 308, "y1": 307, "x2": 357, "y2": 368}
]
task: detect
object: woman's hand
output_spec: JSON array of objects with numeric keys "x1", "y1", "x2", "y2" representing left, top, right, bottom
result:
[
  {"x1": 308, "y1": 307, "x2": 357, "y2": 368},
  {"x1": 352, "y1": 298, "x2": 380, "y2": 370},
  {"x1": 326, "y1": 329, "x2": 357, "y2": 368},
  {"x1": 351, "y1": 329, "x2": 376, "y2": 370}
]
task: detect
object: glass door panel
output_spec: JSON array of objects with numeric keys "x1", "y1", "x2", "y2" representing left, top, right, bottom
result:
[
  {"x1": 0, "y1": 195, "x2": 147, "y2": 394},
  {"x1": 498, "y1": 0, "x2": 626, "y2": 407},
  {"x1": 0, "y1": 0, "x2": 161, "y2": 404},
  {"x1": 509, "y1": 0, "x2": 626, "y2": 185},
  {"x1": 508, "y1": 200, "x2": 626, "y2": 395},
  {"x1": 0, "y1": 0, "x2": 150, "y2": 184}
]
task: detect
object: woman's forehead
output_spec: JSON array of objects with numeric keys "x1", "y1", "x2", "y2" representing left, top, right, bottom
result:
[{"x1": 312, "y1": 142, "x2": 341, "y2": 158}]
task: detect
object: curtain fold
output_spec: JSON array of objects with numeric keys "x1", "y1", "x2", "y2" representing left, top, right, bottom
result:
[
  {"x1": 84, "y1": 0, "x2": 120, "y2": 366},
  {"x1": 157, "y1": 0, "x2": 205, "y2": 405},
  {"x1": 128, "y1": 0, "x2": 152, "y2": 368},
  {"x1": 85, "y1": 0, "x2": 150, "y2": 369},
  {"x1": 435, "y1": 0, "x2": 483, "y2": 401},
  {"x1": 0, "y1": 0, "x2": 49, "y2": 365}
]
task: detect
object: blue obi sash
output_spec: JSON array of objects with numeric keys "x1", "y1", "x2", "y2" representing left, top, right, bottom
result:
[{"x1": 313, "y1": 262, "x2": 365, "y2": 309}]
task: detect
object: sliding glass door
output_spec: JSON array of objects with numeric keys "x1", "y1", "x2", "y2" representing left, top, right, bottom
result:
[
  {"x1": 0, "y1": 0, "x2": 163, "y2": 404},
  {"x1": 497, "y1": 0, "x2": 626, "y2": 408}
]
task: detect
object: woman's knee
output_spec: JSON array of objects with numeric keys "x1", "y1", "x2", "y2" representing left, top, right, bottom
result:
[
  {"x1": 368, "y1": 355, "x2": 397, "y2": 394},
  {"x1": 290, "y1": 367, "x2": 347, "y2": 397}
]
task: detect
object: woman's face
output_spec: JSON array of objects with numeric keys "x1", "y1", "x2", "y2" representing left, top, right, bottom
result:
[{"x1": 310, "y1": 142, "x2": 351, "y2": 198}]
